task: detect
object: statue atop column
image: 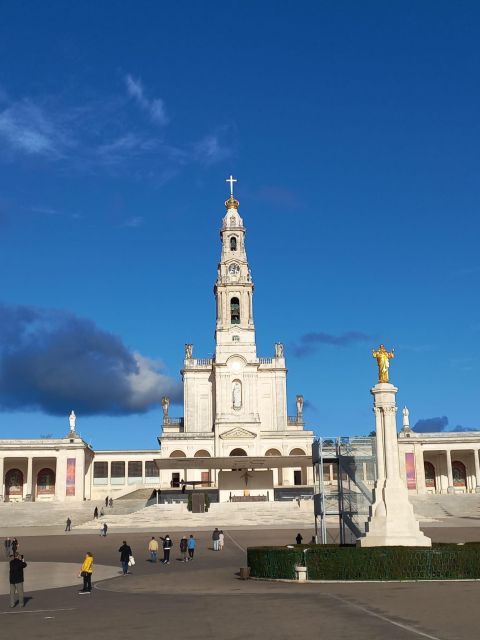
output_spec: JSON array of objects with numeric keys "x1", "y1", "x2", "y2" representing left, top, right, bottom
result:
[
  {"x1": 372, "y1": 344, "x2": 394, "y2": 383},
  {"x1": 275, "y1": 342, "x2": 284, "y2": 358},
  {"x1": 161, "y1": 396, "x2": 170, "y2": 418},
  {"x1": 68, "y1": 410, "x2": 76, "y2": 433},
  {"x1": 296, "y1": 394, "x2": 304, "y2": 418},
  {"x1": 184, "y1": 343, "x2": 193, "y2": 360}
]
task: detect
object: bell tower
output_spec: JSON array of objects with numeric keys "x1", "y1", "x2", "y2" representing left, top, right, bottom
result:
[{"x1": 214, "y1": 176, "x2": 256, "y2": 363}]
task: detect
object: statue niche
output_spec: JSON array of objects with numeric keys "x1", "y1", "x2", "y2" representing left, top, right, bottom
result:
[{"x1": 232, "y1": 380, "x2": 242, "y2": 410}]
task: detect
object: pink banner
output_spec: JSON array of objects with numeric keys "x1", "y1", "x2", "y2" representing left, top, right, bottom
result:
[
  {"x1": 66, "y1": 458, "x2": 76, "y2": 496},
  {"x1": 405, "y1": 452, "x2": 416, "y2": 490}
]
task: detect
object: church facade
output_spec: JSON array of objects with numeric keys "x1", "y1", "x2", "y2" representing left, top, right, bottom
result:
[
  {"x1": 155, "y1": 189, "x2": 314, "y2": 497},
  {"x1": 0, "y1": 180, "x2": 478, "y2": 503}
]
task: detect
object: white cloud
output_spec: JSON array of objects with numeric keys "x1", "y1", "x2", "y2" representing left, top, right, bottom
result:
[
  {"x1": 0, "y1": 100, "x2": 64, "y2": 156},
  {"x1": 122, "y1": 216, "x2": 144, "y2": 228},
  {"x1": 125, "y1": 75, "x2": 169, "y2": 126}
]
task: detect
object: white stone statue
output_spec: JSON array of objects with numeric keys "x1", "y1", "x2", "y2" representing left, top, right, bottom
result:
[
  {"x1": 232, "y1": 380, "x2": 242, "y2": 409},
  {"x1": 275, "y1": 342, "x2": 284, "y2": 358},
  {"x1": 161, "y1": 396, "x2": 170, "y2": 418},
  {"x1": 296, "y1": 395, "x2": 304, "y2": 417},
  {"x1": 185, "y1": 343, "x2": 193, "y2": 359},
  {"x1": 402, "y1": 406, "x2": 410, "y2": 430},
  {"x1": 69, "y1": 410, "x2": 76, "y2": 432}
]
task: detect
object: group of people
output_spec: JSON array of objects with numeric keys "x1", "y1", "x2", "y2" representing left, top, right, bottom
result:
[
  {"x1": 4, "y1": 537, "x2": 19, "y2": 558},
  {"x1": 212, "y1": 527, "x2": 225, "y2": 551},
  {"x1": 148, "y1": 534, "x2": 197, "y2": 564}
]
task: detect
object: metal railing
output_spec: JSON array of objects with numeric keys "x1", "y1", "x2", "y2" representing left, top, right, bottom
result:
[
  {"x1": 190, "y1": 358, "x2": 213, "y2": 367},
  {"x1": 163, "y1": 417, "x2": 184, "y2": 426}
]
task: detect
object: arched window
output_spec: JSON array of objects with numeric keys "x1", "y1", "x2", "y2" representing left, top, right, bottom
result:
[
  {"x1": 37, "y1": 468, "x2": 55, "y2": 495},
  {"x1": 265, "y1": 448, "x2": 282, "y2": 456},
  {"x1": 169, "y1": 450, "x2": 187, "y2": 458},
  {"x1": 5, "y1": 469, "x2": 23, "y2": 499},
  {"x1": 232, "y1": 335, "x2": 240, "y2": 342},
  {"x1": 230, "y1": 297, "x2": 240, "y2": 324},
  {"x1": 230, "y1": 448, "x2": 248, "y2": 456},
  {"x1": 424, "y1": 461, "x2": 436, "y2": 489},
  {"x1": 230, "y1": 236, "x2": 237, "y2": 251},
  {"x1": 452, "y1": 461, "x2": 467, "y2": 488}
]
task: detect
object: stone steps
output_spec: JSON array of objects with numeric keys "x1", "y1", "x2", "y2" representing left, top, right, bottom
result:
[
  {"x1": 410, "y1": 494, "x2": 480, "y2": 519},
  {"x1": 0, "y1": 498, "x2": 148, "y2": 527},
  {"x1": 75, "y1": 501, "x2": 316, "y2": 530}
]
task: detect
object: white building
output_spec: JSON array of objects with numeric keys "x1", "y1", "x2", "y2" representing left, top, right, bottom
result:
[{"x1": 0, "y1": 181, "x2": 478, "y2": 503}]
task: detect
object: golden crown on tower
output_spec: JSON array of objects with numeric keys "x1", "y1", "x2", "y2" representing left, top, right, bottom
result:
[{"x1": 224, "y1": 195, "x2": 240, "y2": 210}]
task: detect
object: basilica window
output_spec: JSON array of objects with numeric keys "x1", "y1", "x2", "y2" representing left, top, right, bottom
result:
[
  {"x1": 230, "y1": 297, "x2": 240, "y2": 324},
  {"x1": 230, "y1": 236, "x2": 237, "y2": 251},
  {"x1": 232, "y1": 335, "x2": 239, "y2": 342}
]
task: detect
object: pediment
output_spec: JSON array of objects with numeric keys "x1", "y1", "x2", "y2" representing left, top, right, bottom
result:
[{"x1": 220, "y1": 427, "x2": 257, "y2": 440}]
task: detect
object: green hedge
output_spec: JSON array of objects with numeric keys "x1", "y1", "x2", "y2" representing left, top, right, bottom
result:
[{"x1": 247, "y1": 544, "x2": 480, "y2": 581}]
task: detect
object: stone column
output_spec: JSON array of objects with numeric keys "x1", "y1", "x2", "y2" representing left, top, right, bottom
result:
[
  {"x1": 414, "y1": 444, "x2": 426, "y2": 494},
  {"x1": 446, "y1": 450, "x2": 454, "y2": 493},
  {"x1": 0, "y1": 457, "x2": 4, "y2": 501},
  {"x1": 357, "y1": 383, "x2": 431, "y2": 547},
  {"x1": 26, "y1": 457, "x2": 33, "y2": 500},
  {"x1": 473, "y1": 450, "x2": 480, "y2": 492}
]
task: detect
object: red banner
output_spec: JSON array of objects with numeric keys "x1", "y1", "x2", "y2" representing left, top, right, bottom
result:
[
  {"x1": 66, "y1": 458, "x2": 76, "y2": 496},
  {"x1": 405, "y1": 452, "x2": 416, "y2": 490}
]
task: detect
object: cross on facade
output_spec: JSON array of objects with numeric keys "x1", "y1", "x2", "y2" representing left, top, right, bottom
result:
[{"x1": 226, "y1": 174, "x2": 237, "y2": 196}]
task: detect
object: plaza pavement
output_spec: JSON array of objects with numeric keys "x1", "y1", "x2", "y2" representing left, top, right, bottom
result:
[{"x1": 0, "y1": 525, "x2": 480, "y2": 639}]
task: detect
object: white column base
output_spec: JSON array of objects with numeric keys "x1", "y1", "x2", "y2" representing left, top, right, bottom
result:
[{"x1": 358, "y1": 481, "x2": 431, "y2": 547}]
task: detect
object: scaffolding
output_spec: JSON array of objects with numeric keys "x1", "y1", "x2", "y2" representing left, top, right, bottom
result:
[{"x1": 313, "y1": 436, "x2": 377, "y2": 544}]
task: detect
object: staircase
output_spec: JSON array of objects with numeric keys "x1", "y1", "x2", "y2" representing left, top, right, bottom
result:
[
  {"x1": 0, "y1": 497, "x2": 149, "y2": 528},
  {"x1": 75, "y1": 500, "x2": 316, "y2": 530},
  {"x1": 410, "y1": 494, "x2": 480, "y2": 520}
]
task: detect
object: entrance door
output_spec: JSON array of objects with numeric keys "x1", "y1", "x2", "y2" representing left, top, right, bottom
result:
[
  {"x1": 452, "y1": 461, "x2": 467, "y2": 490},
  {"x1": 424, "y1": 462, "x2": 436, "y2": 491},
  {"x1": 294, "y1": 470, "x2": 302, "y2": 486},
  {"x1": 5, "y1": 469, "x2": 23, "y2": 501},
  {"x1": 171, "y1": 473, "x2": 180, "y2": 488}
]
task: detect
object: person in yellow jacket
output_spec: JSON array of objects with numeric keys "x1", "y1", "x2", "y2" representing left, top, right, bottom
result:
[
  {"x1": 79, "y1": 552, "x2": 93, "y2": 594},
  {"x1": 148, "y1": 537, "x2": 159, "y2": 563}
]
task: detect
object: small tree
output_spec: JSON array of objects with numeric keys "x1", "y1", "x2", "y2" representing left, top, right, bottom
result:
[
  {"x1": 187, "y1": 493, "x2": 193, "y2": 512},
  {"x1": 204, "y1": 493, "x2": 211, "y2": 512}
]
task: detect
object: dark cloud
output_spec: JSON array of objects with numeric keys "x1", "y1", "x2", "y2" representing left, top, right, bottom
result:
[
  {"x1": 0, "y1": 304, "x2": 182, "y2": 416},
  {"x1": 413, "y1": 416, "x2": 449, "y2": 433},
  {"x1": 291, "y1": 331, "x2": 371, "y2": 358},
  {"x1": 413, "y1": 416, "x2": 480, "y2": 433}
]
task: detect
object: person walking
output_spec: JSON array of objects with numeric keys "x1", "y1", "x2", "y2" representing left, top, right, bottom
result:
[
  {"x1": 11, "y1": 538, "x2": 18, "y2": 555},
  {"x1": 65, "y1": 517, "x2": 72, "y2": 532},
  {"x1": 219, "y1": 530, "x2": 225, "y2": 551},
  {"x1": 4, "y1": 537, "x2": 11, "y2": 558},
  {"x1": 79, "y1": 552, "x2": 93, "y2": 594},
  {"x1": 9, "y1": 552, "x2": 27, "y2": 608},
  {"x1": 180, "y1": 536, "x2": 188, "y2": 562},
  {"x1": 187, "y1": 535, "x2": 196, "y2": 560},
  {"x1": 105, "y1": 496, "x2": 109, "y2": 508},
  {"x1": 118, "y1": 541, "x2": 132, "y2": 575},
  {"x1": 102, "y1": 523, "x2": 108, "y2": 537},
  {"x1": 93, "y1": 506, "x2": 98, "y2": 519},
  {"x1": 295, "y1": 533, "x2": 303, "y2": 545},
  {"x1": 108, "y1": 498, "x2": 113, "y2": 508},
  {"x1": 160, "y1": 535, "x2": 172, "y2": 564},
  {"x1": 212, "y1": 527, "x2": 220, "y2": 551},
  {"x1": 148, "y1": 537, "x2": 158, "y2": 562}
]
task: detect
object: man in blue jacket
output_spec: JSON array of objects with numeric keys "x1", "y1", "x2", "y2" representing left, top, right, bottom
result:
[{"x1": 187, "y1": 534, "x2": 196, "y2": 560}]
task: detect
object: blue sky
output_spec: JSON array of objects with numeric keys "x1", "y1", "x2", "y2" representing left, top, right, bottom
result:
[{"x1": 0, "y1": 2, "x2": 479, "y2": 448}]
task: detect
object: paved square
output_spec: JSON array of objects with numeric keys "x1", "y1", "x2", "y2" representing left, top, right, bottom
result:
[{"x1": 1, "y1": 526, "x2": 480, "y2": 640}]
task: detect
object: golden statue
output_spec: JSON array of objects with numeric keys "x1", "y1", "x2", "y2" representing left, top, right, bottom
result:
[{"x1": 372, "y1": 344, "x2": 394, "y2": 383}]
